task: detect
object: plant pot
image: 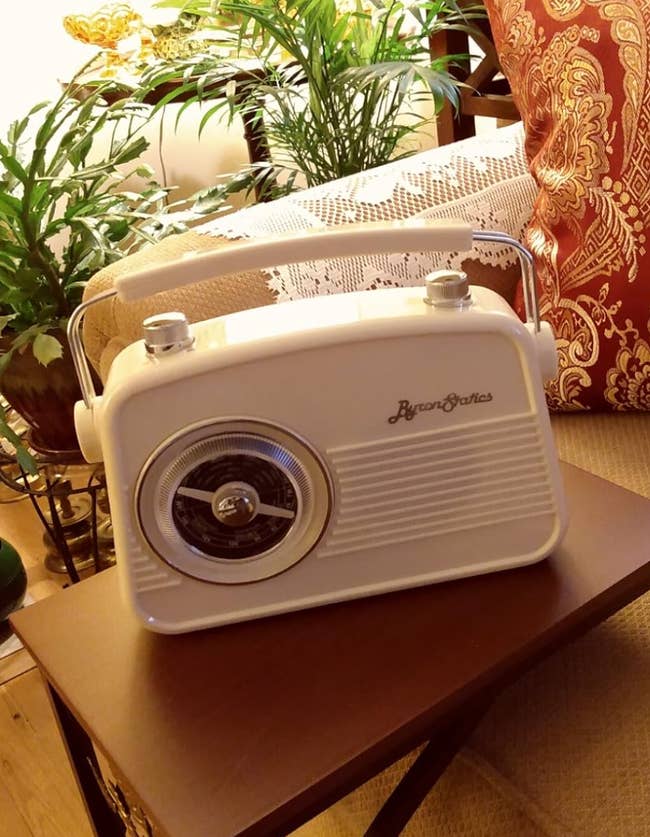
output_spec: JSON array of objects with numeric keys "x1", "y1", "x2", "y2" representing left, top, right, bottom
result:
[
  {"x1": 0, "y1": 538, "x2": 27, "y2": 622},
  {"x1": 0, "y1": 329, "x2": 87, "y2": 453}
]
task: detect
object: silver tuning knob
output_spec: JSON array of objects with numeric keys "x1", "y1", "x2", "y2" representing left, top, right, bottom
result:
[
  {"x1": 143, "y1": 312, "x2": 194, "y2": 357},
  {"x1": 424, "y1": 270, "x2": 471, "y2": 308}
]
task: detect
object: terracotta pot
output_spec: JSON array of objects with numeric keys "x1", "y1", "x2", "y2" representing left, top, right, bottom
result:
[{"x1": 0, "y1": 329, "x2": 87, "y2": 453}]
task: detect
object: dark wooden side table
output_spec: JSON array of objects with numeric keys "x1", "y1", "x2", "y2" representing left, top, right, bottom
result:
[{"x1": 11, "y1": 462, "x2": 650, "y2": 837}]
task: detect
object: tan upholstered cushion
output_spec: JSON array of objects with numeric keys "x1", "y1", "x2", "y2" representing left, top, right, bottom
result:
[
  {"x1": 291, "y1": 747, "x2": 549, "y2": 836},
  {"x1": 82, "y1": 126, "x2": 531, "y2": 382},
  {"x1": 84, "y1": 236, "x2": 522, "y2": 382},
  {"x1": 552, "y1": 412, "x2": 650, "y2": 498},
  {"x1": 82, "y1": 231, "x2": 275, "y2": 380}
]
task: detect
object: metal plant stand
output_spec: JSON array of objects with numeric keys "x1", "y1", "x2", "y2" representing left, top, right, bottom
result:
[{"x1": 0, "y1": 440, "x2": 114, "y2": 585}]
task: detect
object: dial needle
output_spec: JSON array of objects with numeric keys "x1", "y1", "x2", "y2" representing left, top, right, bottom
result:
[
  {"x1": 176, "y1": 487, "x2": 295, "y2": 519},
  {"x1": 257, "y1": 503, "x2": 296, "y2": 520},
  {"x1": 176, "y1": 488, "x2": 214, "y2": 503}
]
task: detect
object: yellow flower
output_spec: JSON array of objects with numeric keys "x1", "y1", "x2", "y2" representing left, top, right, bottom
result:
[{"x1": 63, "y1": 3, "x2": 143, "y2": 50}]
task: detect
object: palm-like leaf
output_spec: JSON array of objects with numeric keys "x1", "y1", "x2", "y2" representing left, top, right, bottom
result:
[
  {"x1": 0, "y1": 62, "x2": 200, "y2": 466},
  {"x1": 141, "y1": 0, "x2": 483, "y2": 196}
]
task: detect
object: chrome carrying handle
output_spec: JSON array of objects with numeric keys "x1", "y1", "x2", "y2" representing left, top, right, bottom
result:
[{"x1": 68, "y1": 220, "x2": 539, "y2": 409}]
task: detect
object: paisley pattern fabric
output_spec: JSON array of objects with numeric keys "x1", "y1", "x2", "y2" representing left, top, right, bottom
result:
[{"x1": 484, "y1": 0, "x2": 650, "y2": 410}]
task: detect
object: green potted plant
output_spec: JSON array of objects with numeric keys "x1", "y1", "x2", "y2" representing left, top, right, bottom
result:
[
  {"x1": 0, "y1": 67, "x2": 185, "y2": 466},
  {"x1": 139, "y1": 0, "x2": 483, "y2": 205}
]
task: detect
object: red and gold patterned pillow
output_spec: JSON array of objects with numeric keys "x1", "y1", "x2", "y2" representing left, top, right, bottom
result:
[{"x1": 483, "y1": 0, "x2": 650, "y2": 410}]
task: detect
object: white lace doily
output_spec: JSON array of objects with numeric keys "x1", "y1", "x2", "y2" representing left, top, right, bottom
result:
[{"x1": 196, "y1": 122, "x2": 535, "y2": 301}]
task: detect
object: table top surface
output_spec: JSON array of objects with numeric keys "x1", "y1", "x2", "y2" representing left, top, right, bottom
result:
[{"x1": 12, "y1": 462, "x2": 650, "y2": 837}]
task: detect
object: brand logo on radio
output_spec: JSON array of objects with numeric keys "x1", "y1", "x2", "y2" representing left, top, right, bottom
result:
[{"x1": 388, "y1": 392, "x2": 493, "y2": 423}]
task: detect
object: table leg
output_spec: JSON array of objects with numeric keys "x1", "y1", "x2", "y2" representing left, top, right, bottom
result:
[
  {"x1": 46, "y1": 682, "x2": 126, "y2": 836},
  {"x1": 364, "y1": 702, "x2": 489, "y2": 836}
]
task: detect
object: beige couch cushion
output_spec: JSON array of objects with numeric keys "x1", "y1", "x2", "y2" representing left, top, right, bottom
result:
[
  {"x1": 83, "y1": 228, "x2": 521, "y2": 381},
  {"x1": 83, "y1": 231, "x2": 275, "y2": 380},
  {"x1": 291, "y1": 748, "x2": 551, "y2": 836},
  {"x1": 82, "y1": 125, "x2": 531, "y2": 381}
]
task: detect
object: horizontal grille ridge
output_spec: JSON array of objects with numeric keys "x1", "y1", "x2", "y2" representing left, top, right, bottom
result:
[
  {"x1": 319, "y1": 504, "x2": 554, "y2": 556},
  {"x1": 338, "y1": 443, "x2": 544, "y2": 488},
  {"x1": 341, "y1": 479, "x2": 550, "y2": 523},
  {"x1": 341, "y1": 461, "x2": 544, "y2": 508},
  {"x1": 322, "y1": 413, "x2": 556, "y2": 556},
  {"x1": 331, "y1": 414, "x2": 538, "y2": 461},
  {"x1": 131, "y1": 551, "x2": 181, "y2": 592},
  {"x1": 335, "y1": 426, "x2": 538, "y2": 472},
  {"x1": 329, "y1": 495, "x2": 554, "y2": 544}
]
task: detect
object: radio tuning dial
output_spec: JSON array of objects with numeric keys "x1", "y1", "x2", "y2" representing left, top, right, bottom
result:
[
  {"x1": 424, "y1": 270, "x2": 471, "y2": 308},
  {"x1": 174, "y1": 480, "x2": 297, "y2": 529},
  {"x1": 143, "y1": 311, "x2": 194, "y2": 356},
  {"x1": 212, "y1": 483, "x2": 258, "y2": 527},
  {"x1": 136, "y1": 421, "x2": 332, "y2": 584}
]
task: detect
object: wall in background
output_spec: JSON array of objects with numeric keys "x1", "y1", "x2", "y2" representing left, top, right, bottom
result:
[
  {"x1": 0, "y1": 2, "x2": 253, "y2": 208},
  {"x1": 1, "y1": 3, "x2": 458, "y2": 214}
]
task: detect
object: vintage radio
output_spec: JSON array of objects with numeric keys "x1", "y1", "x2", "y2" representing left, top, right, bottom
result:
[{"x1": 69, "y1": 220, "x2": 567, "y2": 633}]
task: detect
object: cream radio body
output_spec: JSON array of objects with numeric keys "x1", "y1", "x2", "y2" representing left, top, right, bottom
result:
[{"x1": 70, "y1": 220, "x2": 567, "y2": 633}]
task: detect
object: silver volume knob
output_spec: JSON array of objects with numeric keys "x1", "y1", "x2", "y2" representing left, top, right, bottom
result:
[
  {"x1": 143, "y1": 312, "x2": 194, "y2": 356},
  {"x1": 424, "y1": 270, "x2": 471, "y2": 308}
]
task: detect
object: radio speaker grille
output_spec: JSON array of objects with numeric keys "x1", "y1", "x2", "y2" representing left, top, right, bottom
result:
[
  {"x1": 321, "y1": 414, "x2": 557, "y2": 556},
  {"x1": 130, "y1": 541, "x2": 182, "y2": 593}
]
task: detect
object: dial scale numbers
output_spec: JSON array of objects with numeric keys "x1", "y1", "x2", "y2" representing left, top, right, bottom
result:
[{"x1": 172, "y1": 455, "x2": 298, "y2": 560}]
